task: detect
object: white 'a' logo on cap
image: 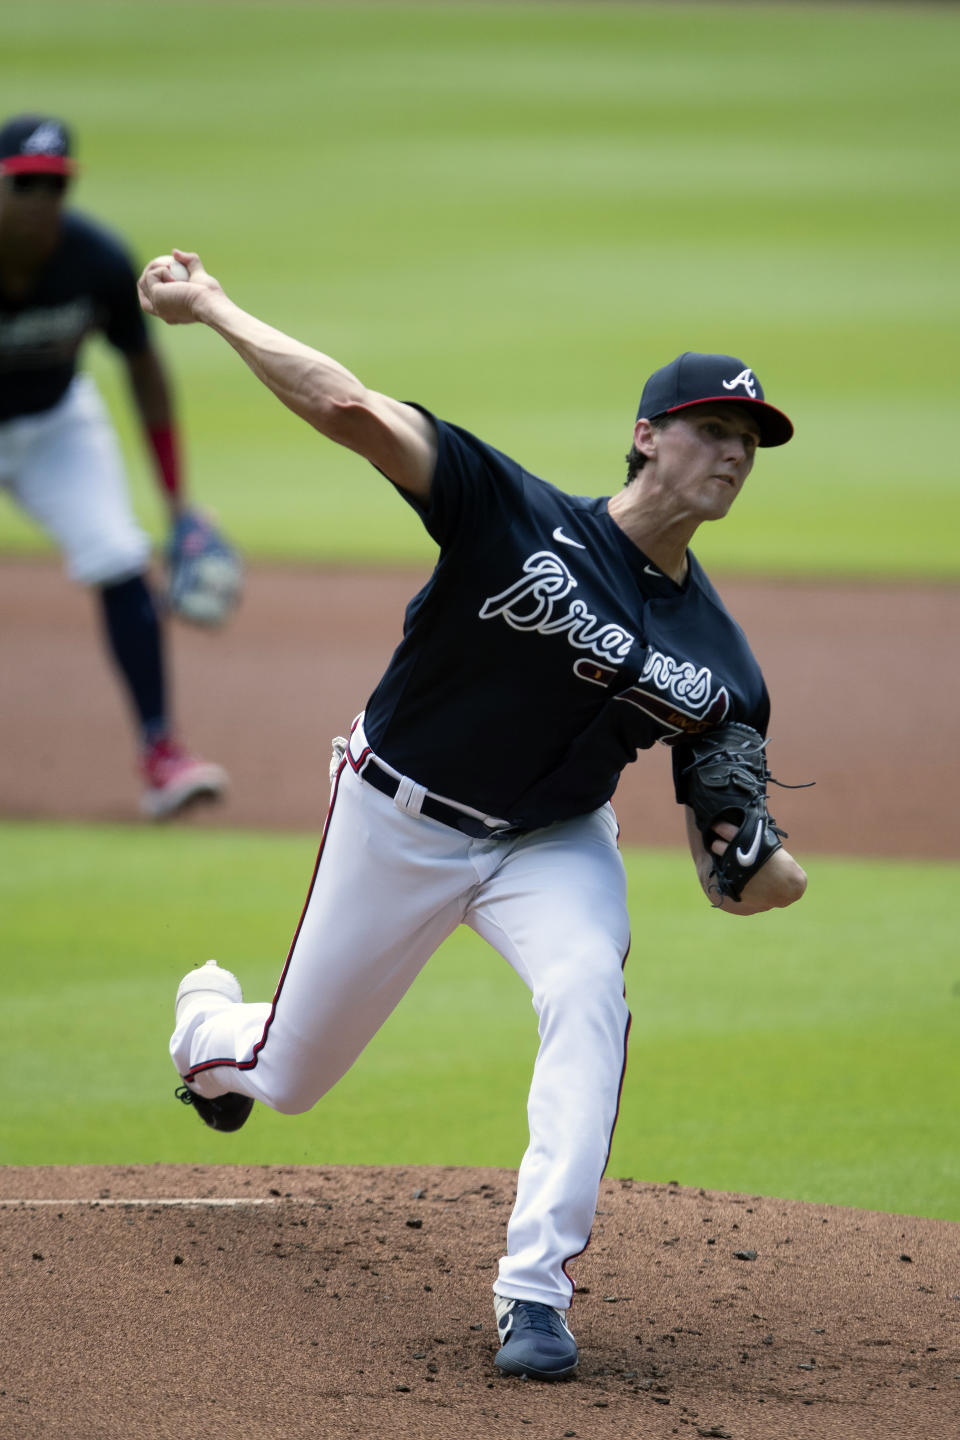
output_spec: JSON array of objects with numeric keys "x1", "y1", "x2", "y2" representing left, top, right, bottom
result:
[
  {"x1": 23, "y1": 122, "x2": 66, "y2": 156},
  {"x1": 721, "y1": 367, "x2": 758, "y2": 398}
]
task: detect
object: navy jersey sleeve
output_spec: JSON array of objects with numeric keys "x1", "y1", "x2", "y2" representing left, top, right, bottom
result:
[
  {"x1": 92, "y1": 231, "x2": 149, "y2": 355},
  {"x1": 61, "y1": 214, "x2": 149, "y2": 356},
  {"x1": 393, "y1": 407, "x2": 530, "y2": 554}
]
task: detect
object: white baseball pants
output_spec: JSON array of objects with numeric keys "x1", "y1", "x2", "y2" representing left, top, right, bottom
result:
[
  {"x1": 171, "y1": 719, "x2": 632, "y2": 1309},
  {"x1": 0, "y1": 374, "x2": 151, "y2": 585}
]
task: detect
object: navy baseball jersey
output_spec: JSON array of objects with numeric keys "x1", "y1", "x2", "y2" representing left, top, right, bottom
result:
[
  {"x1": 363, "y1": 412, "x2": 770, "y2": 830},
  {"x1": 0, "y1": 211, "x2": 148, "y2": 420}
]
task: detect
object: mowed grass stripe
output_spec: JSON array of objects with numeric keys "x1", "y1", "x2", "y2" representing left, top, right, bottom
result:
[
  {"x1": 0, "y1": 2, "x2": 956, "y2": 574},
  {"x1": 1, "y1": 821, "x2": 956, "y2": 1220}
]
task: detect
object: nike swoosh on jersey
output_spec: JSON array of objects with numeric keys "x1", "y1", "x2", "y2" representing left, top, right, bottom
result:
[
  {"x1": 552, "y1": 526, "x2": 586, "y2": 549},
  {"x1": 735, "y1": 819, "x2": 764, "y2": 868},
  {"x1": 643, "y1": 564, "x2": 662, "y2": 577}
]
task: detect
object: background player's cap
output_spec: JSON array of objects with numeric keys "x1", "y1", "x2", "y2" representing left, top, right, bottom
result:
[
  {"x1": 0, "y1": 114, "x2": 76, "y2": 177},
  {"x1": 637, "y1": 352, "x2": 794, "y2": 447}
]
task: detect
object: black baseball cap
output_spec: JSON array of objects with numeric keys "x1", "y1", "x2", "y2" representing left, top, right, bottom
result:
[
  {"x1": 637, "y1": 352, "x2": 793, "y2": 447},
  {"x1": 0, "y1": 114, "x2": 76, "y2": 176}
]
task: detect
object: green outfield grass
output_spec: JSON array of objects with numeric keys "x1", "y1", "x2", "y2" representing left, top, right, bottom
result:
[
  {"x1": 1, "y1": 2, "x2": 958, "y2": 576},
  {"x1": 1, "y1": 820, "x2": 956, "y2": 1221}
]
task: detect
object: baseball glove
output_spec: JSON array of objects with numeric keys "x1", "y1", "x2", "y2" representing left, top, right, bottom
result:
[
  {"x1": 677, "y1": 722, "x2": 787, "y2": 904},
  {"x1": 166, "y1": 508, "x2": 243, "y2": 627}
]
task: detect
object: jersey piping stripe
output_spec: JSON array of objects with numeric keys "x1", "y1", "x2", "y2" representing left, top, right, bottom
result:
[
  {"x1": 347, "y1": 743, "x2": 372, "y2": 774},
  {"x1": 560, "y1": 940, "x2": 632, "y2": 1298},
  {"x1": 181, "y1": 754, "x2": 348, "y2": 1083}
]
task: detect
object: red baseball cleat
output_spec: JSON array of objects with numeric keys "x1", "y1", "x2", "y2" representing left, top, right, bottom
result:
[{"x1": 139, "y1": 736, "x2": 228, "y2": 819}]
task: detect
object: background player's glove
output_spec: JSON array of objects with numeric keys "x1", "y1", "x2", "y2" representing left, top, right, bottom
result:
[
  {"x1": 678, "y1": 722, "x2": 786, "y2": 903},
  {"x1": 166, "y1": 508, "x2": 243, "y2": 628}
]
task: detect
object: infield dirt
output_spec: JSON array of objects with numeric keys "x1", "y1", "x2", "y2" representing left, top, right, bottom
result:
[
  {"x1": 2, "y1": 1165, "x2": 958, "y2": 1440},
  {"x1": 1, "y1": 559, "x2": 958, "y2": 1439},
  {"x1": 1, "y1": 557, "x2": 958, "y2": 857}
]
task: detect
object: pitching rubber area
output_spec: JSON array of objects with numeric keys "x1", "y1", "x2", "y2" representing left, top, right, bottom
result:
[{"x1": 2, "y1": 1163, "x2": 957, "y2": 1440}]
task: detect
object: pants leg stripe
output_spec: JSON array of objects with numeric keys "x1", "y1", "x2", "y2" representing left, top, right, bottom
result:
[
  {"x1": 182, "y1": 753, "x2": 349, "y2": 1082},
  {"x1": 560, "y1": 941, "x2": 632, "y2": 1294}
]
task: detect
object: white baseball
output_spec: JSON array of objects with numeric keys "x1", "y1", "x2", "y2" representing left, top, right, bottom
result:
[{"x1": 168, "y1": 259, "x2": 190, "y2": 281}]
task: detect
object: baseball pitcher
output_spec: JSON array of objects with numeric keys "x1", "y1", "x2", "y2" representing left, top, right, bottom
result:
[{"x1": 140, "y1": 250, "x2": 808, "y2": 1380}]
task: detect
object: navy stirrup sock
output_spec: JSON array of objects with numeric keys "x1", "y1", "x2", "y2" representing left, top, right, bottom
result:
[{"x1": 98, "y1": 574, "x2": 168, "y2": 743}]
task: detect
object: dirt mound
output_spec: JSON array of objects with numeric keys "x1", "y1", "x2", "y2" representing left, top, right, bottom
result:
[{"x1": 2, "y1": 1163, "x2": 956, "y2": 1440}]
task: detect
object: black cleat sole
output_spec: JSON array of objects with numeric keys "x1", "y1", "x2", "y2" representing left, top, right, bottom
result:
[
  {"x1": 175, "y1": 1084, "x2": 253, "y2": 1132},
  {"x1": 494, "y1": 1351, "x2": 578, "y2": 1381}
]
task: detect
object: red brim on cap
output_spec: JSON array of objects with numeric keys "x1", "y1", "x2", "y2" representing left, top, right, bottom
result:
[
  {"x1": 1, "y1": 154, "x2": 75, "y2": 176},
  {"x1": 663, "y1": 395, "x2": 794, "y2": 447}
]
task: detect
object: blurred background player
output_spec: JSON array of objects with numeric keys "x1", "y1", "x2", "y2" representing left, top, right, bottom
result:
[{"x1": 0, "y1": 113, "x2": 226, "y2": 818}]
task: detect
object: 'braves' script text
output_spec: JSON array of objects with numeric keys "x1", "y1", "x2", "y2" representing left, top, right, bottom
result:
[{"x1": 478, "y1": 551, "x2": 635, "y2": 662}]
